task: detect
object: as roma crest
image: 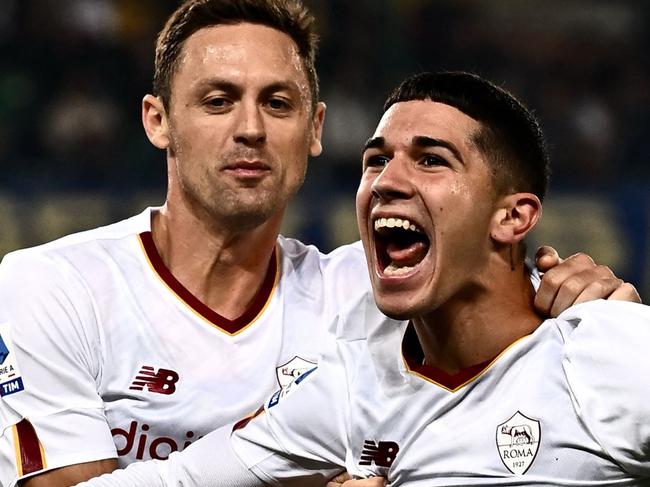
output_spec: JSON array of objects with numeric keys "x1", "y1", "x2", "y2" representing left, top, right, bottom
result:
[{"x1": 496, "y1": 411, "x2": 540, "y2": 475}]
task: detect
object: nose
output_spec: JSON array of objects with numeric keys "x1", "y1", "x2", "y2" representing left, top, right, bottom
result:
[
  {"x1": 233, "y1": 101, "x2": 266, "y2": 146},
  {"x1": 370, "y1": 156, "x2": 413, "y2": 202}
]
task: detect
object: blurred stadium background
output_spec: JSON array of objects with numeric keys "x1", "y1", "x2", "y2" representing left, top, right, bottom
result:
[{"x1": 1, "y1": 0, "x2": 648, "y2": 300}]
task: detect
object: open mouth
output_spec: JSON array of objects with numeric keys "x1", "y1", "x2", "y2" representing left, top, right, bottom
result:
[{"x1": 373, "y1": 217, "x2": 430, "y2": 276}]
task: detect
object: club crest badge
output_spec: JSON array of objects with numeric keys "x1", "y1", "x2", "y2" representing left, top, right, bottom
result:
[
  {"x1": 496, "y1": 411, "x2": 540, "y2": 475},
  {"x1": 276, "y1": 356, "x2": 316, "y2": 392},
  {"x1": 268, "y1": 356, "x2": 317, "y2": 408}
]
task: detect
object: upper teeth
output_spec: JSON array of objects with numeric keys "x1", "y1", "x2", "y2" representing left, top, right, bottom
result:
[{"x1": 374, "y1": 218, "x2": 421, "y2": 232}]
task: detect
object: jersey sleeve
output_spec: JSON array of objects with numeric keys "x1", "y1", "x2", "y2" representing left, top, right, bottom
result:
[
  {"x1": 230, "y1": 342, "x2": 351, "y2": 485},
  {"x1": 74, "y1": 343, "x2": 352, "y2": 487},
  {"x1": 0, "y1": 251, "x2": 116, "y2": 486},
  {"x1": 559, "y1": 300, "x2": 650, "y2": 476}
]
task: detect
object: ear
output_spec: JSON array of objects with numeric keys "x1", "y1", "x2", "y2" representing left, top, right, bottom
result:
[
  {"x1": 490, "y1": 193, "x2": 542, "y2": 244},
  {"x1": 142, "y1": 94, "x2": 170, "y2": 150},
  {"x1": 309, "y1": 102, "x2": 326, "y2": 157}
]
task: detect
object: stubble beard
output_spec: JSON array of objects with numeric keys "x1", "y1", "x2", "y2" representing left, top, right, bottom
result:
[{"x1": 181, "y1": 166, "x2": 294, "y2": 233}]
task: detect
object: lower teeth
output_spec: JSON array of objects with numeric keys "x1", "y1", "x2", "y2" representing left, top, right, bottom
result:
[{"x1": 384, "y1": 263, "x2": 415, "y2": 275}]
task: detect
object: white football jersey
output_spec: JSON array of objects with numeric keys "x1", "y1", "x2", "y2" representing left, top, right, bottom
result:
[
  {"x1": 227, "y1": 299, "x2": 650, "y2": 486},
  {"x1": 0, "y1": 208, "x2": 378, "y2": 487}
]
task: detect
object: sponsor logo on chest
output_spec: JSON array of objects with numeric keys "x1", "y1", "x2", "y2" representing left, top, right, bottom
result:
[{"x1": 496, "y1": 410, "x2": 541, "y2": 475}]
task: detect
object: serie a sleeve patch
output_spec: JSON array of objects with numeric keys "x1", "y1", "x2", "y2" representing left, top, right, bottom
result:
[{"x1": 0, "y1": 322, "x2": 25, "y2": 397}]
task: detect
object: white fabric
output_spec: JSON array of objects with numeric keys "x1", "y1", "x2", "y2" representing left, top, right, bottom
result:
[
  {"x1": 0, "y1": 208, "x2": 379, "y2": 486},
  {"x1": 227, "y1": 300, "x2": 650, "y2": 485},
  {"x1": 75, "y1": 425, "x2": 262, "y2": 487}
]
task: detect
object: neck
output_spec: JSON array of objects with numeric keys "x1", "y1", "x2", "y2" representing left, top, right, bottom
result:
[
  {"x1": 413, "y1": 254, "x2": 543, "y2": 374},
  {"x1": 151, "y1": 201, "x2": 283, "y2": 321}
]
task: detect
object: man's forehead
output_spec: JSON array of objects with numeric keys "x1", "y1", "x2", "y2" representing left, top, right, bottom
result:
[
  {"x1": 180, "y1": 23, "x2": 304, "y2": 75},
  {"x1": 373, "y1": 100, "x2": 479, "y2": 143}
]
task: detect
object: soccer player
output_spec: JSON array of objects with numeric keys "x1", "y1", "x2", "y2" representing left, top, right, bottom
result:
[
  {"x1": 0, "y1": 0, "x2": 638, "y2": 485},
  {"x1": 75, "y1": 71, "x2": 650, "y2": 486}
]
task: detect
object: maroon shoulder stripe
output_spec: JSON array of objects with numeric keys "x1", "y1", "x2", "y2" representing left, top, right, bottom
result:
[
  {"x1": 15, "y1": 419, "x2": 45, "y2": 476},
  {"x1": 139, "y1": 232, "x2": 278, "y2": 334}
]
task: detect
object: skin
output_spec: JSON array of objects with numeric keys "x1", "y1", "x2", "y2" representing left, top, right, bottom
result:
[
  {"x1": 142, "y1": 23, "x2": 325, "y2": 320},
  {"x1": 20, "y1": 23, "x2": 640, "y2": 487},
  {"x1": 21, "y1": 22, "x2": 326, "y2": 487},
  {"x1": 358, "y1": 100, "x2": 547, "y2": 372}
]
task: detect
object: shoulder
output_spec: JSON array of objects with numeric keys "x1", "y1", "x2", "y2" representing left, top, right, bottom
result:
[
  {"x1": 1, "y1": 209, "x2": 150, "y2": 268},
  {"x1": 277, "y1": 237, "x2": 370, "y2": 299},
  {"x1": 277, "y1": 237, "x2": 366, "y2": 273},
  {"x1": 0, "y1": 209, "x2": 151, "y2": 300},
  {"x1": 556, "y1": 300, "x2": 650, "y2": 474}
]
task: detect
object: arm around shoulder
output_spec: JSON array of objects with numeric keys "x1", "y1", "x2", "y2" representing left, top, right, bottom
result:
[
  {"x1": 20, "y1": 459, "x2": 117, "y2": 487},
  {"x1": 560, "y1": 301, "x2": 650, "y2": 475}
]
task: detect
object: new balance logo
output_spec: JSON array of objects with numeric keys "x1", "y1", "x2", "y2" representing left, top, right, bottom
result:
[
  {"x1": 129, "y1": 366, "x2": 179, "y2": 395},
  {"x1": 359, "y1": 440, "x2": 400, "y2": 468}
]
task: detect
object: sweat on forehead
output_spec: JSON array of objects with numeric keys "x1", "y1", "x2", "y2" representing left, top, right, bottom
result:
[{"x1": 153, "y1": 0, "x2": 320, "y2": 109}]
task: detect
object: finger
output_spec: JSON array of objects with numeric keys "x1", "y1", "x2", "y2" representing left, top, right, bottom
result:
[
  {"x1": 570, "y1": 278, "x2": 624, "y2": 306},
  {"x1": 535, "y1": 253, "x2": 601, "y2": 316},
  {"x1": 534, "y1": 246, "x2": 562, "y2": 272},
  {"x1": 326, "y1": 472, "x2": 351, "y2": 486},
  {"x1": 547, "y1": 267, "x2": 617, "y2": 317},
  {"x1": 607, "y1": 282, "x2": 642, "y2": 303},
  {"x1": 341, "y1": 477, "x2": 386, "y2": 487}
]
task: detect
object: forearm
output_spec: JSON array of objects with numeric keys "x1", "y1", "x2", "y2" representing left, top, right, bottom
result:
[
  {"x1": 72, "y1": 460, "x2": 166, "y2": 487},
  {"x1": 74, "y1": 426, "x2": 263, "y2": 487}
]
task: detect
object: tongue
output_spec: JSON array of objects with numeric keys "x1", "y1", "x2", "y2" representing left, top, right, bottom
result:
[{"x1": 386, "y1": 241, "x2": 428, "y2": 267}]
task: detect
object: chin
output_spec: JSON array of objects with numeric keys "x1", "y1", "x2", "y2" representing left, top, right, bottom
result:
[{"x1": 373, "y1": 296, "x2": 416, "y2": 321}]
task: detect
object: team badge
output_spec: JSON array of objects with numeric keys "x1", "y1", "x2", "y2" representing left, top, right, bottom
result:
[
  {"x1": 275, "y1": 356, "x2": 316, "y2": 391},
  {"x1": 268, "y1": 356, "x2": 317, "y2": 408},
  {"x1": 496, "y1": 411, "x2": 540, "y2": 475},
  {"x1": 0, "y1": 322, "x2": 25, "y2": 397}
]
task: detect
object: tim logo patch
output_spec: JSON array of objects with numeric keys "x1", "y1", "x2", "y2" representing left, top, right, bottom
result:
[
  {"x1": 0, "y1": 323, "x2": 25, "y2": 397},
  {"x1": 496, "y1": 411, "x2": 540, "y2": 475}
]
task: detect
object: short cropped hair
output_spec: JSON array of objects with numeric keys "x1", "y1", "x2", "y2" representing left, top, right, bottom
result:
[
  {"x1": 384, "y1": 72, "x2": 550, "y2": 201},
  {"x1": 154, "y1": 0, "x2": 319, "y2": 110}
]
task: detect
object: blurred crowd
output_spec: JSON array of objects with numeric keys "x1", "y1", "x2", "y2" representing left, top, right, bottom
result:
[{"x1": 1, "y1": 0, "x2": 649, "y2": 298}]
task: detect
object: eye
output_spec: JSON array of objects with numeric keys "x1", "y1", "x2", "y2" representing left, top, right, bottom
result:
[
  {"x1": 421, "y1": 154, "x2": 448, "y2": 167},
  {"x1": 364, "y1": 154, "x2": 390, "y2": 169},
  {"x1": 267, "y1": 97, "x2": 292, "y2": 112},
  {"x1": 205, "y1": 97, "x2": 232, "y2": 111}
]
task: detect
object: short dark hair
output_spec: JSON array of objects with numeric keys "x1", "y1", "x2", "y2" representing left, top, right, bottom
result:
[
  {"x1": 154, "y1": 0, "x2": 319, "y2": 110},
  {"x1": 383, "y1": 71, "x2": 550, "y2": 201}
]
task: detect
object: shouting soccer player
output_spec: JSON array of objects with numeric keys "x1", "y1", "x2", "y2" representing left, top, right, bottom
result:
[
  {"x1": 75, "y1": 71, "x2": 650, "y2": 486},
  {"x1": 0, "y1": 1, "x2": 639, "y2": 485}
]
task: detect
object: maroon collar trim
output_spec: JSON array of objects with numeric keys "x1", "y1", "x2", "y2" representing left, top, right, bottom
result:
[
  {"x1": 402, "y1": 322, "x2": 494, "y2": 392},
  {"x1": 138, "y1": 231, "x2": 278, "y2": 335}
]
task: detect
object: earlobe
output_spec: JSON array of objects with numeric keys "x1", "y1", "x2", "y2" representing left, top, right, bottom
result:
[
  {"x1": 309, "y1": 102, "x2": 326, "y2": 157},
  {"x1": 142, "y1": 94, "x2": 170, "y2": 150},
  {"x1": 490, "y1": 193, "x2": 542, "y2": 244}
]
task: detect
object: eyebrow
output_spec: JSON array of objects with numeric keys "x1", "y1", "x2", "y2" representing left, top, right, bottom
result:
[
  {"x1": 362, "y1": 135, "x2": 464, "y2": 164},
  {"x1": 412, "y1": 136, "x2": 463, "y2": 163},
  {"x1": 196, "y1": 78, "x2": 240, "y2": 93},
  {"x1": 195, "y1": 78, "x2": 300, "y2": 96},
  {"x1": 362, "y1": 137, "x2": 385, "y2": 155}
]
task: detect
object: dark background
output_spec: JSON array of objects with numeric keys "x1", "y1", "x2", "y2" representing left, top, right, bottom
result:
[{"x1": 1, "y1": 0, "x2": 648, "y2": 300}]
